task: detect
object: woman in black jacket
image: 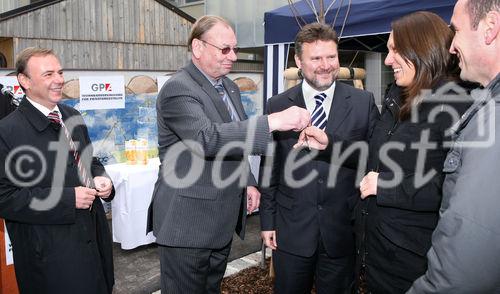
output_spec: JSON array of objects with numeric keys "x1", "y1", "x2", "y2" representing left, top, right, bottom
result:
[{"x1": 355, "y1": 11, "x2": 472, "y2": 293}]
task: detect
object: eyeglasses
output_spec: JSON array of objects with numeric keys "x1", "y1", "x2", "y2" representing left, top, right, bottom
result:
[{"x1": 200, "y1": 39, "x2": 239, "y2": 55}]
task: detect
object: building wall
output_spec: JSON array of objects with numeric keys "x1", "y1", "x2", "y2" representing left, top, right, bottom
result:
[
  {"x1": 178, "y1": 2, "x2": 203, "y2": 19},
  {"x1": 206, "y1": 0, "x2": 288, "y2": 48},
  {"x1": 1, "y1": 0, "x2": 192, "y2": 44},
  {"x1": 0, "y1": 0, "x2": 193, "y2": 70},
  {"x1": 232, "y1": 61, "x2": 262, "y2": 72},
  {"x1": 0, "y1": 0, "x2": 30, "y2": 14},
  {"x1": 365, "y1": 52, "x2": 383, "y2": 105},
  {"x1": 0, "y1": 39, "x2": 14, "y2": 68},
  {"x1": 12, "y1": 37, "x2": 190, "y2": 71}
]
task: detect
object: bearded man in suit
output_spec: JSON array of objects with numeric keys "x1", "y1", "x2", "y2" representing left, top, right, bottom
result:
[{"x1": 260, "y1": 23, "x2": 379, "y2": 294}]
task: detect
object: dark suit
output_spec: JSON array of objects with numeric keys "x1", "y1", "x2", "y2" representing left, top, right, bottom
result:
[
  {"x1": 0, "y1": 98, "x2": 114, "y2": 294},
  {"x1": 148, "y1": 62, "x2": 271, "y2": 293},
  {"x1": 260, "y1": 82, "x2": 379, "y2": 293}
]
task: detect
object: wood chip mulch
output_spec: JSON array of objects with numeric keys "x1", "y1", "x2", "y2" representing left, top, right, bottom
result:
[
  {"x1": 221, "y1": 257, "x2": 317, "y2": 294},
  {"x1": 221, "y1": 258, "x2": 274, "y2": 294}
]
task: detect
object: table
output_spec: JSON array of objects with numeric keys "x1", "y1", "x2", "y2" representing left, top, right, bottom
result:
[{"x1": 105, "y1": 158, "x2": 160, "y2": 250}]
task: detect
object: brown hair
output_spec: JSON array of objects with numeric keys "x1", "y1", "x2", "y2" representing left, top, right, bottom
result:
[
  {"x1": 15, "y1": 47, "x2": 56, "y2": 76},
  {"x1": 188, "y1": 15, "x2": 232, "y2": 51},
  {"x1": 294, "y1": 23, "x2": 338, "y2": 58},
  {"x1": 15, "y1": 47, "x2": 57, "y2": 91},
  {"x1": 391, "y1": 11, "x2": 459, "y2": 120},
  {"x1": 466, "y1": 0, "x2": 500, "y2": 29}
]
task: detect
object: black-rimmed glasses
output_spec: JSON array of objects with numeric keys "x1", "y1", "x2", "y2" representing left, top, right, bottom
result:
[{"x1": 200, "y1": 39, "x2": 239, "y2": 55}]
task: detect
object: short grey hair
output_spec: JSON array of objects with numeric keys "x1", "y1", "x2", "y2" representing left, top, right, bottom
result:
[
  {"x1": 466, "y1": 0, "x2": 500, "y2": 29},
  {"x1": 188, "y1": 15, "x2": 232, "y2": 51}
]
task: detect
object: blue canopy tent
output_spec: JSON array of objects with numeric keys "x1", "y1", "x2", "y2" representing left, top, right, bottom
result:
[{"x1": 264, "y1": 0, "x2": 457, "y2": 100}]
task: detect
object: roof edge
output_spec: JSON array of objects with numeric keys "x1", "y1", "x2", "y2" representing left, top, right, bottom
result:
[
  {"x1": 0, "y1": 0, "x2": 196, "y2": 24},
  {"x1": 154, "y1": 0, "x2": 196, "y2": 23},
  {"x1": 0, "y1": 0, "x2": 64, "y2": 21}
]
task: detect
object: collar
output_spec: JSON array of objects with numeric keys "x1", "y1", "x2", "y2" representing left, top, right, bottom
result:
[
  {"x1": 302, "y1": 79, "x2": 336, "y2": 102},
  {"x1": 301, "y1": 80, "x2": 335, "y2": 114},
  {"x1": 451, "y1": 74, "x2": 500, "y2": 138},
  {"x1": 25, "y1": 96, "x2": 61, "y2": 118},
  {"x1": 192, "y1": 62, "x2": 219, "y2": 86},
  {"x1": 486, "y1": 72, "x2": 500, "y2": 98}
]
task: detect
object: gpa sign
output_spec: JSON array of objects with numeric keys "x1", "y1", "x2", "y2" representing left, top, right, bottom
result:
[
  {"x1": 0, "y1": 76, "x2": 25, "y2": 99},
  {"x1": 79, "y1": 76, "x2": 125, "y2": 110}
]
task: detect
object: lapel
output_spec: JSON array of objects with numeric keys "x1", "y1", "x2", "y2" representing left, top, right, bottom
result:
[
  {"x1": 280, "y1": 84, "x2": 306, "y2": 142},
  {"x1": 17, "y1": 97, "x2": 52, "y2": 133},
  {"x1": 185, "y1": 62, "x2": 232, "y2": 122},
  {"x1": 287, "y1": 83, "x2": 307, "y2": 109},
  {"x1": 325, "y1": 82, "x2": 352, "y2": 134}
]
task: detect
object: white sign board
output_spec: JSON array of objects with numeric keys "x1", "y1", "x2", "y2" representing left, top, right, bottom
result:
[
  {"x1": 156, "y1": 75, "x2": 171, "y2": 93},
  {"x1": 79, "y1": 76, "x2": 125, "y2": 110},
  {"x1": 0, "y1": 76, "x2": 25, "y2": 100}
]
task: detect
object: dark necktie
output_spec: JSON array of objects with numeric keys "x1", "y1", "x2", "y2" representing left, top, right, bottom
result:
[
  {"x1": 215, "y1": 82, "x2": 237, "y2": 121},
  {"x1": 47, "y1": 110, "x2": 94, "y2": 189},
  {"x1": 311, "y1": 93, "x2": 328, "y2": 130}
]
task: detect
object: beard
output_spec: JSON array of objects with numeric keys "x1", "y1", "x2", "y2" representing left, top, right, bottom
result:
[{"x1": 303, "y1": 70, "x2": 337, "y2": 91}]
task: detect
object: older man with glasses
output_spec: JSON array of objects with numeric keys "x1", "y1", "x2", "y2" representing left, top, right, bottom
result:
[{"x1": 147, "y1": 15, "x2": 311, "y2": 294}]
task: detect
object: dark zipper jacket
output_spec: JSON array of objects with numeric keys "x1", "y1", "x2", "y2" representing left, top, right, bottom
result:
[{"x1": 354, "y1": 81, "x2": 472, "y2": 294}]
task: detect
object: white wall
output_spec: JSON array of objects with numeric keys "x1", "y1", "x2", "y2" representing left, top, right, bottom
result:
[
  {"x1": 364, "y1": 52, "x2": 383, "y2": 106},
  {"x1": 206, "y1": 0, "x2": 289, "y2": 48}
]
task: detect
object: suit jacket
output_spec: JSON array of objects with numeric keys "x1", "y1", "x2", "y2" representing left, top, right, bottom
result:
[
  {"x1": 148, "y1": 62, "x2": 271, "y2": 249},
  {"x1": 0, "y1": 91, "x2": 17, "y2": 120},
  {"x1": 260, "y1": 82, "x2": 379, "y2": 258},
  {"x1": 0, "y1": 98, "x2": 114, "y2": 294}
]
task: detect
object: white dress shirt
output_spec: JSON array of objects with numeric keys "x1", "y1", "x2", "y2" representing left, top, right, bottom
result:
[
  {"x1": 25, "y1": 96, "x2": 61, "y2": 119},
  {"x1": 301, "y1": 80, "x2": 336, "y2": 117}
]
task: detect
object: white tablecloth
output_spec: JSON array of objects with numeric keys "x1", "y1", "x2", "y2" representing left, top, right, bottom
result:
[{"x1": 105, "y1": 158, "x2": 160, "y2": 249}]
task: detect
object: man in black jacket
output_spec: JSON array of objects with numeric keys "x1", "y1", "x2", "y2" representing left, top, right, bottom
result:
[
  {"x1": 0, "y1": 47, "x2": 115, "y2": 294},
  {"x1": 260, "y1": 23, "x2": 378, "y2": 294}
]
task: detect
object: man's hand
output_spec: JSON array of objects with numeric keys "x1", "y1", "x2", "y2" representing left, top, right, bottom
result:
[
  {"x1": 75, "y1": 186, "x2": 97, "y2": 209},
  {"x1": 360, "y1": 171, "x2": 378, "y2": 199},
  {"x1": 93, "y1": 176, "x2": 113, "y2": 199},
  {"x1": 246, "y1": 186, "x2": 260, "y2": 214},
  {"x1": 261, "y1": 230, "x2": 277, "y2": 250},
  {"x1": 293, "y1": 126, "x2": 329, "y2": 150},
  {"x1": 268, "y1": 106, "x2": 310, "y2": 132}
]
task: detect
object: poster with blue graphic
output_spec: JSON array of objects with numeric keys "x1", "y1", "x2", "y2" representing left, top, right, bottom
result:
[
  {"x1": 62, "y1": 73, "x2": 263, "y2": 165},
  {"x1": 64, "y1": 93, "x2": 157, "y2": 165}
]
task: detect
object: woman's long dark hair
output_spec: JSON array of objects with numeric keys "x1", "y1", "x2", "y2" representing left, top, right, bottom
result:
[{"x1": 391, "y1": 11, "x2": 459, "y2": 120}]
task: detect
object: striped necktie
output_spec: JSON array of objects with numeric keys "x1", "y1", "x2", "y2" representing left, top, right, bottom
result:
[
  {"x1": 215, "y1": 82, "x2": 238, "y2": 121},
  {"x1": 311, "y1": 93, "x2": 328, "y2": 130},
  {"x1": 47, "y1": 110, "x2": 94, "y2": 189}
]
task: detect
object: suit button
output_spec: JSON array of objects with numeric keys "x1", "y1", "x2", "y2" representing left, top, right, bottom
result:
[
  {"x1": 318, "y1": 179, "x2": 324, "y2": 184},
  {"x1": 318, "y1": 205, "x2": 323, "y2": 210}
]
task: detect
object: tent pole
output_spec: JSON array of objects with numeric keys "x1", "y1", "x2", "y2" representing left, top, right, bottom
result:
[{"x1": 319, "y1": 0, "x2": 325, "y2": 23}]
